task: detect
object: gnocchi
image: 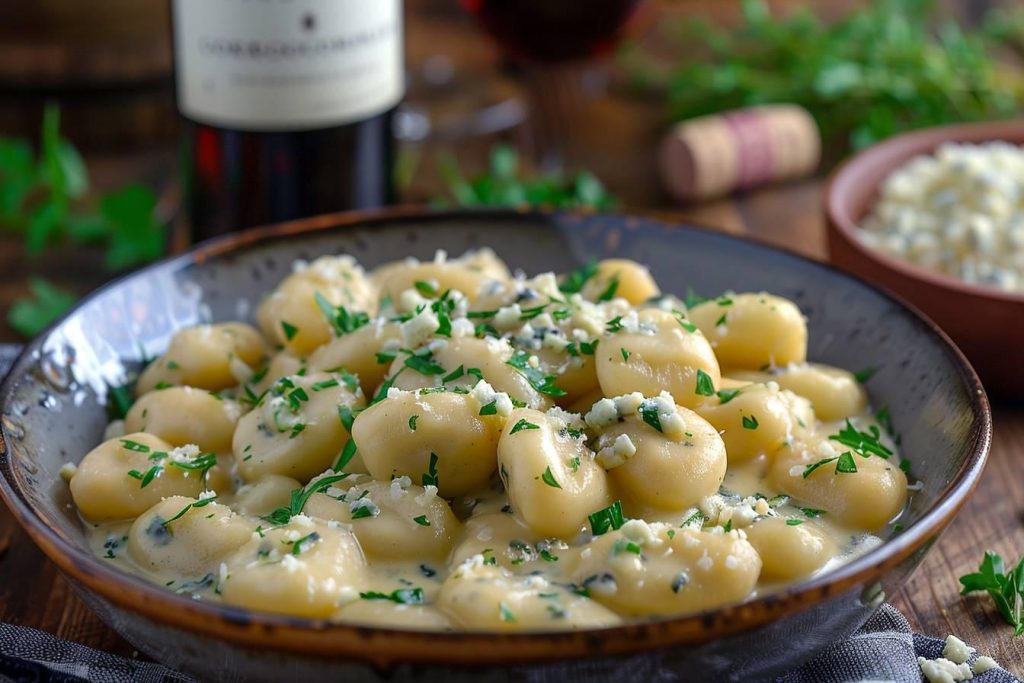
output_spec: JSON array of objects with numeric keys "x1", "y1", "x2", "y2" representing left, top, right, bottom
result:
[{"x1": 70, "y1": 249, "x2": 912, "y2": 632}]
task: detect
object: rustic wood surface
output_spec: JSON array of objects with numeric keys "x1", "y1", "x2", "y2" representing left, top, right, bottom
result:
[{"x1": 1, "y1": 0, "x2": 1023, "y2": 676}]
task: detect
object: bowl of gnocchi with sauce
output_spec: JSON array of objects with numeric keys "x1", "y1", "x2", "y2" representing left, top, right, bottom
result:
[
  {"x1": 826, "y1": 120, "x2": 1024, "y2": 396},
  {"x1": 0, "y1": 209, "x2": 990, "y2": 682}
]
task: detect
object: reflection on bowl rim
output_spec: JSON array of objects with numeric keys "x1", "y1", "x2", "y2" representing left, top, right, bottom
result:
[
  {"x1": 0, "y1": 208, "x2": 993, "y2": 666},
  {"x1": 826, "y1": 120, "x2": 1024, "y2": 304}
]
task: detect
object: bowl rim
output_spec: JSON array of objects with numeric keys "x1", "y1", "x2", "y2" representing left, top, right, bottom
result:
[
  {"x1": 825, "y1": 119, "x2": 1024, "y2": 304},
  {"x1": 0, "y1": 207, "x2": 993, "y2": 666}
]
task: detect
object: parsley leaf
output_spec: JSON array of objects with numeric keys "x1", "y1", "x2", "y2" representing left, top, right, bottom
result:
[
  {"x1": 959, "y1": 551, "x2": 1024, "y2": 636},
  {"x1": 588, "y1": 500, "x2": 626, "y2": 536},
  {"x1": 695, "y1": 368, "x2": 715, "y2": 396}
]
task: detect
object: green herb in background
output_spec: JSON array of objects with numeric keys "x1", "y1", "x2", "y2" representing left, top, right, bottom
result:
[
  {"x1": 1, "y1": 104, "x2": 164, "y2": 337},
  {"x1": 624, "y1": 0, "x2": 1023, "y2": 151},
  {"x1": 6, "y1": 278, "x2": 77, "y2": 338},
  {"x1": 959, "y1": 550, "x2": 1024, "y2": 636},
  {"x1": 435, "y1": 145, "x2": 617, "y2": 210}
]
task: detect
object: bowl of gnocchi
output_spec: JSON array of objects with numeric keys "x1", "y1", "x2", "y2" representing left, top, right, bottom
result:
[{"x1": 0, "y1": 209, "x2": 990, "y2": 682}]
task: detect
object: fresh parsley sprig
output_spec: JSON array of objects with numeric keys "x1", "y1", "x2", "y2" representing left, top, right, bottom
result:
[{"x1": 959, "y1": 551, "x2": 1024, "y2": 636}]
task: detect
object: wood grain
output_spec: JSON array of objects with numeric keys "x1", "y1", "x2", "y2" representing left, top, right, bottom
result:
[{"x1": 0, "y1": 0, "x2": 1021, "y2": 674}]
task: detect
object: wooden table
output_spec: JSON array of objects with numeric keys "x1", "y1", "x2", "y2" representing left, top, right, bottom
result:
[{"x1": 2, "y1": 0, "x2": 1024, "y2": 676}]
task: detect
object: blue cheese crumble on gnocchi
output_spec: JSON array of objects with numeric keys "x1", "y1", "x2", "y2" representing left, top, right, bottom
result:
[{"x1": 66, "y1": 249, "x2": 913, "y2": 630}]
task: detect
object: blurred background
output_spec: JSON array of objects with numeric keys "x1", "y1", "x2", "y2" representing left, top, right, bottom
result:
[{"x1": 1, "y1": 0, "x2": 1023, "y2": 339}]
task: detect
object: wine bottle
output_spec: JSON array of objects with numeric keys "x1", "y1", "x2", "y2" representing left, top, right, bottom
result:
[{"x1": 171, "y1": 0, "x2": 403, "y2": 240}]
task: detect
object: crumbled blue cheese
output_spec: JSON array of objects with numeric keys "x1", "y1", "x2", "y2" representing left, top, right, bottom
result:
[
  {"x1": 469, "y1": 380, "x2": 514, "y2": 417},
  {"x1": 494, "y1": 304, "x2": 523, "y2": 330},
  {"x1": 168, "y1": 444, "x2": 202, "y2": 463},
  {"x1": 972, "y1": 656, "x2": 999, "y2": 674},
  {"x1": 596, "y1": 433, "x2": 637, "y2": 469},
  {"x1": 620, "y1": 519, "x2": 662, "y2": 548},
  {"x1": 943, "y1": 635, "x2": 976, "y2": 664},
  {"x1": 545, "y1": 406, "x2": 587, "y2": 434},
  {"x1": 400, "y1": 306, "x2": 440, "y2": 348},
  {"x1": 390, "y1": 476, "x2": 412, "y2": 499},
  {"x1": 584, "y1": 398, "x2": 619, "y2": 429},
  {"x1": 415, "y1": 484, "x2": 439, "y2": 506},
  {"x1": 918, "y1": 656, "x2": 973, "y2": 683},
  {"x1": 450, "y1": 317, "x2": 476, "y2": 337}
]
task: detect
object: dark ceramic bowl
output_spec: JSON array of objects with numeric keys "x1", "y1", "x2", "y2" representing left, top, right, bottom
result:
[
  {"x1": 825, "y1": 120, "x2": 1024, "y2": 397},
  {"x1": 0, "y1": 209, "x2": 990, "y2": 682}
]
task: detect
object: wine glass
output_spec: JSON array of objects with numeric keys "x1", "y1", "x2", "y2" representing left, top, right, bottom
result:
[{"x1": 461, "y1": 0, "x2": 647, "y2": 173}]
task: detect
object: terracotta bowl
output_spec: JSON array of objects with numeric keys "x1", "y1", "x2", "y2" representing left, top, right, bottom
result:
[
  {"x1": 0, "y1": 209, "x2": 990, "y2": 682},
  {"x1": 825, "y1": 120, "x2": 1024, "y2": 398}
]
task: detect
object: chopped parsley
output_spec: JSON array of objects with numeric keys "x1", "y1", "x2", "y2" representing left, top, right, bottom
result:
[
  {"x1": 414, "y1": 280, "x2": 438, "y2": 297},
  {"x1": 402, "y1": 348, "x2": 446, "y2": 376},
  {"x1": 442, "y1": 364, "x2": 465, "y2": 383},
  {"x1": 853, "y1": 367, "x2": 877, "y2": 384},
  {"x1": 836, "y1": 452, "x2": 858, "y2": 473},
  {"x1": 290, "y1": 531, "x2": 321, "y2": 555},
  {"x1": 314, "y1": 292, "x2": 370, "y2": 336},
  {"x1": 801, "y1": 507, "x2": 827, "y2": 518},
  {"x1": 499, "y1": 602, "x2": 517, "y2": 623},
  {"x1": 559, "y1": 261, "x2": 598, "y2": 295},
  {"x1": 162, "y1": 494, "x2": 217, "y2": 529},
  {"x1": 509, "y1": 418, "x2": 539, "y2": 435},
  {"x1": 612, "y1": 539, "x2": 642, "y2": 556},
  {"x1": 620, "y1": 347, "x2": 631, "y2": 362},
  {"x1": 605, "y1": 316, "x2": 624, "y2": 333},
  {"x1": 408, "y1": 415, "x2": 419, "y2": 431},
  {"x1": 716, "y1": 388, "x2": 741, "y2": 404},
  {"x1": 639, "y1": 400, "x2": 662, "y2": 433},
  {"x1": 422, "y1": 452, "x2": 440, "y2": 488},
  {"x1": 479, "y1": 401, "x2": 498, "y2": 416},
  {"x1": 262, "y1": 473, "x2": 351, "y2": 525},
  {"x1": 506, "y1": 350, "x2": 566, "y2": 397},
  {"x1": 597, "y1": 276, "x2": 620, "y2": 302},
  {"x1": 359, "y1": 588, "x2": 425, "y2": 605},
  {"x1": 588, "y1": 500, "x2": 626, "y2": 536},
  {"x1": 786, "y1": 519, "x2": 804, "y2": 526},
  {"x1": 742, "y1": 414, "x2": 759, "y2": 430},
  {"x1": 120, "y1": 439, "x2": 150, "y2": 453},
  {"x1": 541, "y1": 466, "x2": 562, "y2": 488},
  {"x1": 413, "y1": 515, "x2": 431, "y2": 527},
  {"x1": 127, "y1": 465, "x2": 162, "y2": 488},
  {"x1": 280, "y1": 321, "x2": 299, "y2": 341},
  {"x1": 311, "y1": 379, "x2": 339, "y2": 391},
  {"x1": 695, "y1": 368, "x2": 715, "y2": 396},
  {"x1": 829, "y1": 420, "x2": 893, "y2": 459}
]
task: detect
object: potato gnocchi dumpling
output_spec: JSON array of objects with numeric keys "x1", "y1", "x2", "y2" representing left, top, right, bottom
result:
[
  {"x1": 595, "y1": 308, "x2": 721, "y2": 409},
  {"x1": 688, "y1": 293, "x2": 807, "y2": 370},
  {"x1": 137, "y1": 322, "x2": 266, "y2": 394},
  {"x1": 125, "y1": 387, "x2": 242, "y2": 454},
  {"x1": 231, "y1": 371, "x2": 365, "y2": 482},
  {"x1": 71, "y1": 249, "x2": 913, "y2": 632}
]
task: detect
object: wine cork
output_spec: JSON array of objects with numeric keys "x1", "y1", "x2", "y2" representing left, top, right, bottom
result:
[{"x1": 658, "y1": 104, "x2": 821, "y2": 202}]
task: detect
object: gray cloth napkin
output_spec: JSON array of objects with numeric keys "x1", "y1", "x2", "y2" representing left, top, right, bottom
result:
[
  {"x1": 0, "y1": 605, "x2": 1019, "y2": 683},
  {"x1": 0, "y1": 347, "x2": 1019, "y2": 682}
]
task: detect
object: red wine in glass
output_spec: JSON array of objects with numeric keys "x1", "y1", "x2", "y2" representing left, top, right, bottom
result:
[
  {"x1": 461, "y1": 0, "x2": 645, "y2": 171},
  {"x1": 460, "y1": 0, "x2": 644, "y2": 64}
]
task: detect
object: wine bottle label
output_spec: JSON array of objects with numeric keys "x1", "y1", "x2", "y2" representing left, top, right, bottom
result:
[{"x1": 172, "y1": 0, "x2": 403, "y2": 131}]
